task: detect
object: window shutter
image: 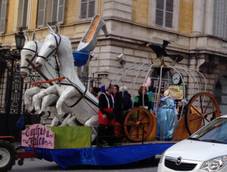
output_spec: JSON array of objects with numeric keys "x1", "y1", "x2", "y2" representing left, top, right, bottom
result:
[
  {"x1": 18, "y1": 0, "x2": 23, "y2": 27},
  {"x1": 224, "y1": 1, "x2": 227, "y2": 39},
  {"x1": 21, "y1": 0, "x2": 28, "y2": 27},
  {"x1": 80, "y1": 0, "x2": 87, "y2": 18},
  {"x1": 155, "y1": 0, "x2": 164, "y2": 26},
  {"x1": 166, "y1": 0, "x2": 173, "y2": 12},
  {"x1": 51, "y1": 0, "x2": 58, "y2": 23},
  {"x1": 214, "y1": 0, "x2": 225, "y2": 38},
  {"x1": 57, "y1": 0, "x2": 65, "y2": 23},
  {"x1": 88, "y1": 0, "x2": 95, "y2": 18},
  {"x1": 0, "y1": 0, "x2": 7, "y2": 33},
  {"x1": 37, "y1": 0, "x2": 46, "y2": 27},
  {"x1": 157, "y1": 0, "x2": 164, "y2": 9},
  {"x1": 155, "y1": 0, "x2": 173, "y2": 28},
  {"x1": 165, "y1": 0, "x2": 173, "y2": 28}
]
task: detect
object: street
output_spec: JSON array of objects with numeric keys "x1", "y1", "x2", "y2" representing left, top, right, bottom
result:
[{"x1": 11, "y1": 159, "x2": 158, "y2": 172}]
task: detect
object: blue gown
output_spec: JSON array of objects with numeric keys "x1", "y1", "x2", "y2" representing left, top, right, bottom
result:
[{"x1": 157, "y1": 96, "x2": 177, "y2": 140}]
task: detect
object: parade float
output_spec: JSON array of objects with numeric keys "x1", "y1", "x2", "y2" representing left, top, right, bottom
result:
[{"x1": 0, "y1": 15, "x2": 221, "y2": 171}]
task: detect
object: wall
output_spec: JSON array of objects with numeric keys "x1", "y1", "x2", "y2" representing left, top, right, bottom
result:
[
  {"x1": 132, "y1": 0, "x2": 148, "y2": 26},
  {"x1": 179, "y1": 0, "x2": 193, "y2": 34}
]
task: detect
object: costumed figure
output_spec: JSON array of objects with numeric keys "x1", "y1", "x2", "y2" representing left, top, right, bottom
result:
[{"x1": 157, "y1": 89, "x2": 178, "y2": 140}]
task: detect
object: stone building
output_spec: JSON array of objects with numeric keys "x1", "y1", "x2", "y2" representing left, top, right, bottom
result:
[{"x1": 0, "y1": 0, "x2": 227, "y2": 113}]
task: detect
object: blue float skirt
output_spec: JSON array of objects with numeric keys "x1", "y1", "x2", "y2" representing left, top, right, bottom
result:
[
  {"x1": 73, "y1": 51, "x2": 90, "y2": 67},
  {"x1": 32, "y1": 143, "x2": 173, "y2": 169}
]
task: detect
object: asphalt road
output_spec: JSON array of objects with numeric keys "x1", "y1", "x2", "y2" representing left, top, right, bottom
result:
[{"x1": 11, "y1": 158, "x2": 158, "y2": 172}]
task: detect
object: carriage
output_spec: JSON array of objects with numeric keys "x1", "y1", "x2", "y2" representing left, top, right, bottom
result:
[
  {"x1": 120, "y1": 57, "x2": 221, "y2": 143},
  {"x1": 0, "y1": 15, "x2": 221, "y2": 171}
]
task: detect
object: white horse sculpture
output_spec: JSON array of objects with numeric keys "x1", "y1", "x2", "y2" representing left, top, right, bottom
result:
[
  {"x1": 20, "y1": 35, "x2": 61, "y2": 124},
  {"x1": 32, "y1": 30, "x2": 99, "y2": 133},
  {"x1": 20, "y1": 35, "x2": 98, "y2": 137},
  {"x1": 33, "y1": 15, "x2": 107, "y2": 125}
]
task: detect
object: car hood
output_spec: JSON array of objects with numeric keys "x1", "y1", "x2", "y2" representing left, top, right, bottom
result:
[{"x1": 165, "y1": 139, "x2": 227, "y2": 161}]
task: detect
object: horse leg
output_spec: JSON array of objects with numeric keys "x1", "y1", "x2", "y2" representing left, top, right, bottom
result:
[
  {"x1": 56, "y1": 87, "x2": 76, "y2": 116},
  {"x1": 60, "y1": 114, "x2": 75, "y2": 126},
  {"x1": 39, "y1": 94, "x2": 59, "y2": 125},
  {"x1": 24, "y1": 87, "x2": 41, "y2": 112},
  {"x1": 84, "y1": 115, "x2": 98, "y2": 141},
  {"x1": 66, "y1": 115, "x2": 78, "y2": 126},
  {"x1": 39, "y1": 94, "x2": 59, "y2": 114},
  {"x1": 50, "y1": 117, "x2": 60, "y2": 127},
  {"x1": 84, "y1": 115, "x2": 98, "y2": 127},
  {"x1": 33, "y1": 85, "x2": 58, "y2": 113},
  {"x1": 40, "y1": 111, "x2": 50, "y2": 125}
]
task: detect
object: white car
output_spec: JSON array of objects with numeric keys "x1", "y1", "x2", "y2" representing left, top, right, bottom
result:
[{"x1": 158, "y1": 116, "x2": 227, "y2": 172}]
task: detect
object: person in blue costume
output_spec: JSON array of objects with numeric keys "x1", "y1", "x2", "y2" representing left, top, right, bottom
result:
[{"x1": 157, "y1": 89, "x2": 177, "y2": 141}]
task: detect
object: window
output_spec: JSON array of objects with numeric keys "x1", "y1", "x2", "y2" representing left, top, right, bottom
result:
[
  {"x1": 213, "y1": 0, "x2": 227, "y2": 39},
  {"x1": 155, "y1": 0, "x2": 173, "y2": 28},
  {"x1": 80, "y1": 0, "x2": 95, "y2": 19},
  {"x1": 0, "y1": 0, "x2": 8, "y2": 33},
  {"x1": 37, "y1": 0, "x2": 46, "y2": 26},
  {"x1": 51, "y1": 0, "x2": 65, "y2": 24},
  {"x1": 37, "y1": 0, "x2": 65, "y2": 27},
  {"x1": 18, "y1": 0, "x2": 28, "y2": 28}
]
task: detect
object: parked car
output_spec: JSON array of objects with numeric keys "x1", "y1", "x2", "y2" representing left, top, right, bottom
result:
[{"x1": 158, "y1": 115, "x2": 227, "y2": 172}]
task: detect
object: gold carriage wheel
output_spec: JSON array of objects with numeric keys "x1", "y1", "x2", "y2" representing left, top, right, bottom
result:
[
  {"x1": 124, "y1": 107, "x2": 154, "y2": 142},
  {"x1": 185, "y1": 92, "x2": 221, "y2": 135}
]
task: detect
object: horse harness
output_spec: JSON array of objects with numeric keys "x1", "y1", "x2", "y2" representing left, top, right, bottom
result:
[
  {"x1": 60, "y1": 78, "x2": 98, "y2": 108},
  {"x1": 21, "y1": 40, "x2": 38, "y2": 71},
  {"x1": 37, "y1": 33, "x2": 62, "y2": 79},
  {"x1": 22, "y1": 35, "x2": 62, "y2": 86}
]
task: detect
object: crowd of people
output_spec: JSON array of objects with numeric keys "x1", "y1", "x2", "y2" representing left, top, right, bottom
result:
[
  {"x1": 91, "y1": 81, "x2": 183, "y2": 146},
  {"x1": 91, "y1": 83, "x2": 155, "y2": 146}
]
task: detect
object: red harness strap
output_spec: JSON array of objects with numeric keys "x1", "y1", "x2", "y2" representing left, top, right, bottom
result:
[{"x1": 31, "y1": 76, "x2": 65, "y2": 87}]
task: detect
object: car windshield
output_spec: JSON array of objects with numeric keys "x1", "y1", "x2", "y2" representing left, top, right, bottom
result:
[{"x1": 189, "y1": 118, "x2": 227, "y2": 144}]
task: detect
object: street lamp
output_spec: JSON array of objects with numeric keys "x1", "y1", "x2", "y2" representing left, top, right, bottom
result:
[{"x1": 15, "y1": 28, "x2": 25, "y2": 51}]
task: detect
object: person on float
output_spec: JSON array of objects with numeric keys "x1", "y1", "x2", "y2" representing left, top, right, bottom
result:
[
  {"x1": 156, "y1": 89, "x2": 178, "y2": 141},
  {"x1": 97, "y1": 83, "x2": 115, "y2": 146},
  {"x1": 112, "y1": 84, "x2": 122, "y2": 123},
  {"x1": 116, "y1": 85, "x2": 132, "y2": 123},
  {"x1": 112, "y1": 84, "x2": 124, "y2": 140},
  {"x1": 133, "y1": 85, "x2": 152, "y2": 110}
]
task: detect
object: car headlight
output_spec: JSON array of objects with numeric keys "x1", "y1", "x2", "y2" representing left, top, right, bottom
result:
[{"x1": 200, "y1": 155, "x2": 227, "y2": 172}]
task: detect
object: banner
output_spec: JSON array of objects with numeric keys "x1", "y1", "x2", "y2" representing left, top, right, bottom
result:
[{"x1": 21, "y1": 124, "x2": 54, "y2": 149}]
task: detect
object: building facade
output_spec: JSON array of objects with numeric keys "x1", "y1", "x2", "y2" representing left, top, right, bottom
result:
[{"x1": 0, "y1": 0, "x2": 227, "y2": 113}]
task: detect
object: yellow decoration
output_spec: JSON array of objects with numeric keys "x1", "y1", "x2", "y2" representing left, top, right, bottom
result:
[{"x1": 165, "y1": 85, "x2": 184, "y2": 100}]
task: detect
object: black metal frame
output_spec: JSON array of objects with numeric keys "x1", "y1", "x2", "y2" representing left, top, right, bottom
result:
[{"x1": 0, "y1": 47, "x2": 24, "y2": 137}]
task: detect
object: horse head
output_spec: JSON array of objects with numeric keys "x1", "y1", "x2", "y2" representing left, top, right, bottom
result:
[
  {"x1": 20, "y1": 32, "x2": 39, "y2": 78},
  {"x1": 35, "y1": 25, "x2": 76, "y2": 82},
  {"x1": 35, "y1": 24, "x2": 62, "y2": 67}
]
